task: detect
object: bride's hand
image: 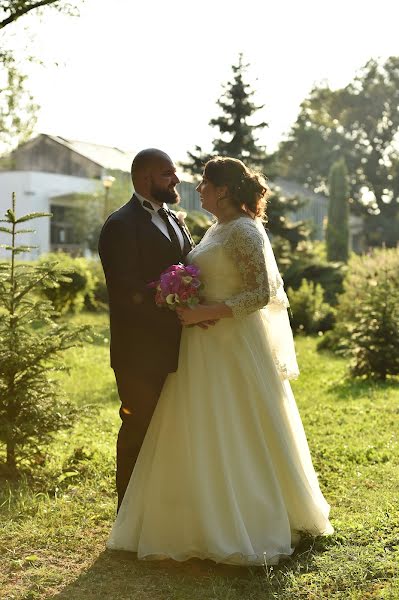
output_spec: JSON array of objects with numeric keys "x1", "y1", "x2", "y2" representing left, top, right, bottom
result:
[
  {"x1": 176, "y1": 305, "x2": 213, "y2": 326},
  {"x1": 176, "y1": 302, "x2": 231, "y2": 326}
]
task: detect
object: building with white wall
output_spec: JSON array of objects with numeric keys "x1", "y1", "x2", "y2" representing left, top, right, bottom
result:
[
  {"x1": 0, "y1": 134, "x2": 206, "y2": 260},
  {"x1": 0, "y1": 171, "x2": 97, "y2": 260},
  {"x1": 0, "y1": 134, "x2": 135, "y2": 260}
]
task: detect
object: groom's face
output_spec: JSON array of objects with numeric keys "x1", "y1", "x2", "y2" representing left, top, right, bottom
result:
[{"x1": 149, "y1": 158, "x2": 181, "y2": 205}]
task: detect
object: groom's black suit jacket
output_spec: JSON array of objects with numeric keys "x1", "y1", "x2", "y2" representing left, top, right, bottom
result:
[{"x1": 98, "y1": 195, "x2": 193, "y2": 374}]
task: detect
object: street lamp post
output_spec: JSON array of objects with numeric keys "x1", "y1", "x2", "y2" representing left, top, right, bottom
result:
[{"x1": 102, "y1": 175, "x2": 115, "y2": 220}]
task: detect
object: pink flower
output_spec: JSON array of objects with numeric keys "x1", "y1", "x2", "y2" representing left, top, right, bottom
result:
[
  {"x1": 185, "y1": 265, "x2": 200, "y2": 277},
  {"x1": 164, "y1": 263, "x2": 185, "y2": 274},
  {"x1": 147, "y1": 263, "x2": 203, "y2": 311}
]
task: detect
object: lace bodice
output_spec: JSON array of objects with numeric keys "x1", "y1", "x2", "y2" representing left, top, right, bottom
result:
[{"x1": 187, "y1": 216, "x2": 270, "y2": 318}]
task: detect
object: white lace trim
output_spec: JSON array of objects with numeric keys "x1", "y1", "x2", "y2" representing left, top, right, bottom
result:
[{"x1": 204, "y1": 217, "x2": 270, "y2": 319}]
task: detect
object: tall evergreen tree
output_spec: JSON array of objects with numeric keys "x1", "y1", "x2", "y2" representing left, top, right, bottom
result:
[
  {"x1": 182, "y1": 55, "x2": 309, "y2": 258},
  {"x1": 182, "y1": 54, "x2": 268, "y2": 174},
  {"x1": 326, "y1": 159, "x2": 350, "y2": 262},
  {"x1": 210, "y1": 53, "x2": 268, "y2": 166}
]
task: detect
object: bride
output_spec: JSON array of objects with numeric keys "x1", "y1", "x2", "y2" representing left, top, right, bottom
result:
[{"x1": 106, "y1": 156, "x2": 333, "y2": 565}]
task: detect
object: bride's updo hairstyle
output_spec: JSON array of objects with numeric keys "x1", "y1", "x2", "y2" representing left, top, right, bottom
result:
[{"x1": 203, "y1": 156, "x2": 269, "y2": 220}]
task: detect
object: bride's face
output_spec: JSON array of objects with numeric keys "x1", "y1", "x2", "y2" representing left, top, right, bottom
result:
[{"x1": 196, "y1": 176, "x2": 225, "y2": 215}]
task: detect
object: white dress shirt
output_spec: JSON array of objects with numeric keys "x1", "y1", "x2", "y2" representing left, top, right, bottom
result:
[{"x1": 135, "y1": 192, "x2": 184, "y2": 251}]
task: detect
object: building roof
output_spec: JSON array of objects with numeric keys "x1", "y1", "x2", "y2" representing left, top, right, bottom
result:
[{"x1": 45, "y1": 135, "x2": 133, "y2": 173}]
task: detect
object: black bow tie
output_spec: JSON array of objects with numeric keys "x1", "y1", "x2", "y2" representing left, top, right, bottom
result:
[
  {"x1": 142, "y1": 200, "x2": 155, "y2": 211},
  {"x1": 142, "y1": 200, "x2": 173, "y2": 219}
]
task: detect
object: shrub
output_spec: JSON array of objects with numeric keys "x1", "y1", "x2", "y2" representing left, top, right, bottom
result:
[
  {"x1": 318, "y1": 248, "x2": 399, "y2": 380},
  {"x1": 283, "y1": 256, "x2": 346, "y2": 306},
  {"x1": 0, "y1": 195, "x2": 90, "y2": 476},
  {"x1": 287, "y1": 279, "x2": 333, "y2": 334},
  {"x1": 39, "y1": 252, "x2": 98, "y2": 314},
  {"x1": 84, "y1": 259, "x2": 108, "y2": 311}
]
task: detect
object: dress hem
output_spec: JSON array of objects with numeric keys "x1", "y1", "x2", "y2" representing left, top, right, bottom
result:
[{"x1": 105, "y1": 545, "x2": 295, "y2": 566}]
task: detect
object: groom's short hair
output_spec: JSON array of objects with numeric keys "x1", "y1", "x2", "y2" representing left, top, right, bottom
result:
[{"x1": 131, "y1": 148, "x2": 171, "y2": 183}]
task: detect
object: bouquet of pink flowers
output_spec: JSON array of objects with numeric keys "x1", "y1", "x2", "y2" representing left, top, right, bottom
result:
[{"x1": 148, "y1": 263, "x2": 203, "y2": 310}]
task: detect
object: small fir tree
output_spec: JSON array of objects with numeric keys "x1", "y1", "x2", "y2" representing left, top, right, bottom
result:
[
  {"x1": 0, "y1": 194, "x2": 90, "y2": 476},
  {"x1": 326, "y1": 159, "x2": 350, "y2": 262}
]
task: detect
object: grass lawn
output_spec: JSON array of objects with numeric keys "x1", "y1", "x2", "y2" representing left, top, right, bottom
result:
[{"x1": 1, "y1": 313, "x2": 398, "y2": 600}]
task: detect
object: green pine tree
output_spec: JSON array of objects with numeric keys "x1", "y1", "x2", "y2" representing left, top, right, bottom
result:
[
  {"x1": 181, "y1": 54, "x2": 309, "y2": 256},
  {"x1": 210, "y1": 53, "x2": 268, "y2": 166},
  {"x1": 0, "y1": 194, "x2": 90, "y2": 476},
  {"x1": 326, "y1": 159, "x2": 350, "y2": 262},
  {"x1": 182, "y1": 53, "x2": 268, "y2": 173}
]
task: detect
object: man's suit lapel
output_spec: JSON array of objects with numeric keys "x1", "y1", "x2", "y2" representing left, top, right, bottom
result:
[
  {"x1": 129, "y1": 194, "x2": 194, "y2": 257},
  {"x1": 129, "y1": 195, "x2": 185, "y2": 260},
  {"x1": 130, "y1": 194, "x2": 172, "y2": 245}
]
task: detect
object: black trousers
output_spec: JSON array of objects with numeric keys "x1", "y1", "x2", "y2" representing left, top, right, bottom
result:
[{"x1": 113, "y1": 367, "x2": 168, "y2": 511}]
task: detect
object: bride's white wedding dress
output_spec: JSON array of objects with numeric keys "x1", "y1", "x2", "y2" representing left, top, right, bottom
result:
[{"x1": 106, "y1": 216, "x2": 333, "y2": 565}]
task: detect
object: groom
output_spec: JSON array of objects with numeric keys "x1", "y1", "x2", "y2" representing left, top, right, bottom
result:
[{"x1": 98, "y1": 149, "x2": 194, "y2": 510}]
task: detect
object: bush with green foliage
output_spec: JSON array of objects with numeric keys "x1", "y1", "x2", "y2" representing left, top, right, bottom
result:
[
  {"x1": 283, "y1": 254, "x2": 345, "y2": 307},
  {"x1": 84, "y1": 258, "x2": 108, "y2": 311},
  {"x1": 0, "y1": 195, "x2": 90, "y2": 476},
  {"x1": 318, "y1": 248, "x2": 399, "y2": 380},
  {"x1": 287, "y1": 279, "x2": 333, "y2": 334},
  {"x1": 39, "y1": 252, "x2": 98, "y2": 314}
]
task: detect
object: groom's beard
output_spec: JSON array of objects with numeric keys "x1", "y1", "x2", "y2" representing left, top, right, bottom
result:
[{"x1": 150, "y1": 183, "x2": 180, "y2": 205}]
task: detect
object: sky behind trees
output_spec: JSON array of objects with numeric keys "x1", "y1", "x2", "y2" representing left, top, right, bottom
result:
[{"x1": 4, "y1": 0, "x2": 399, "y2": 165}]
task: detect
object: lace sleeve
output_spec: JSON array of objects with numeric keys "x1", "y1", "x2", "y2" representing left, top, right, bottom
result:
[{"x1": 223, "y1": 219, "x2": 270, "y2": 318}]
